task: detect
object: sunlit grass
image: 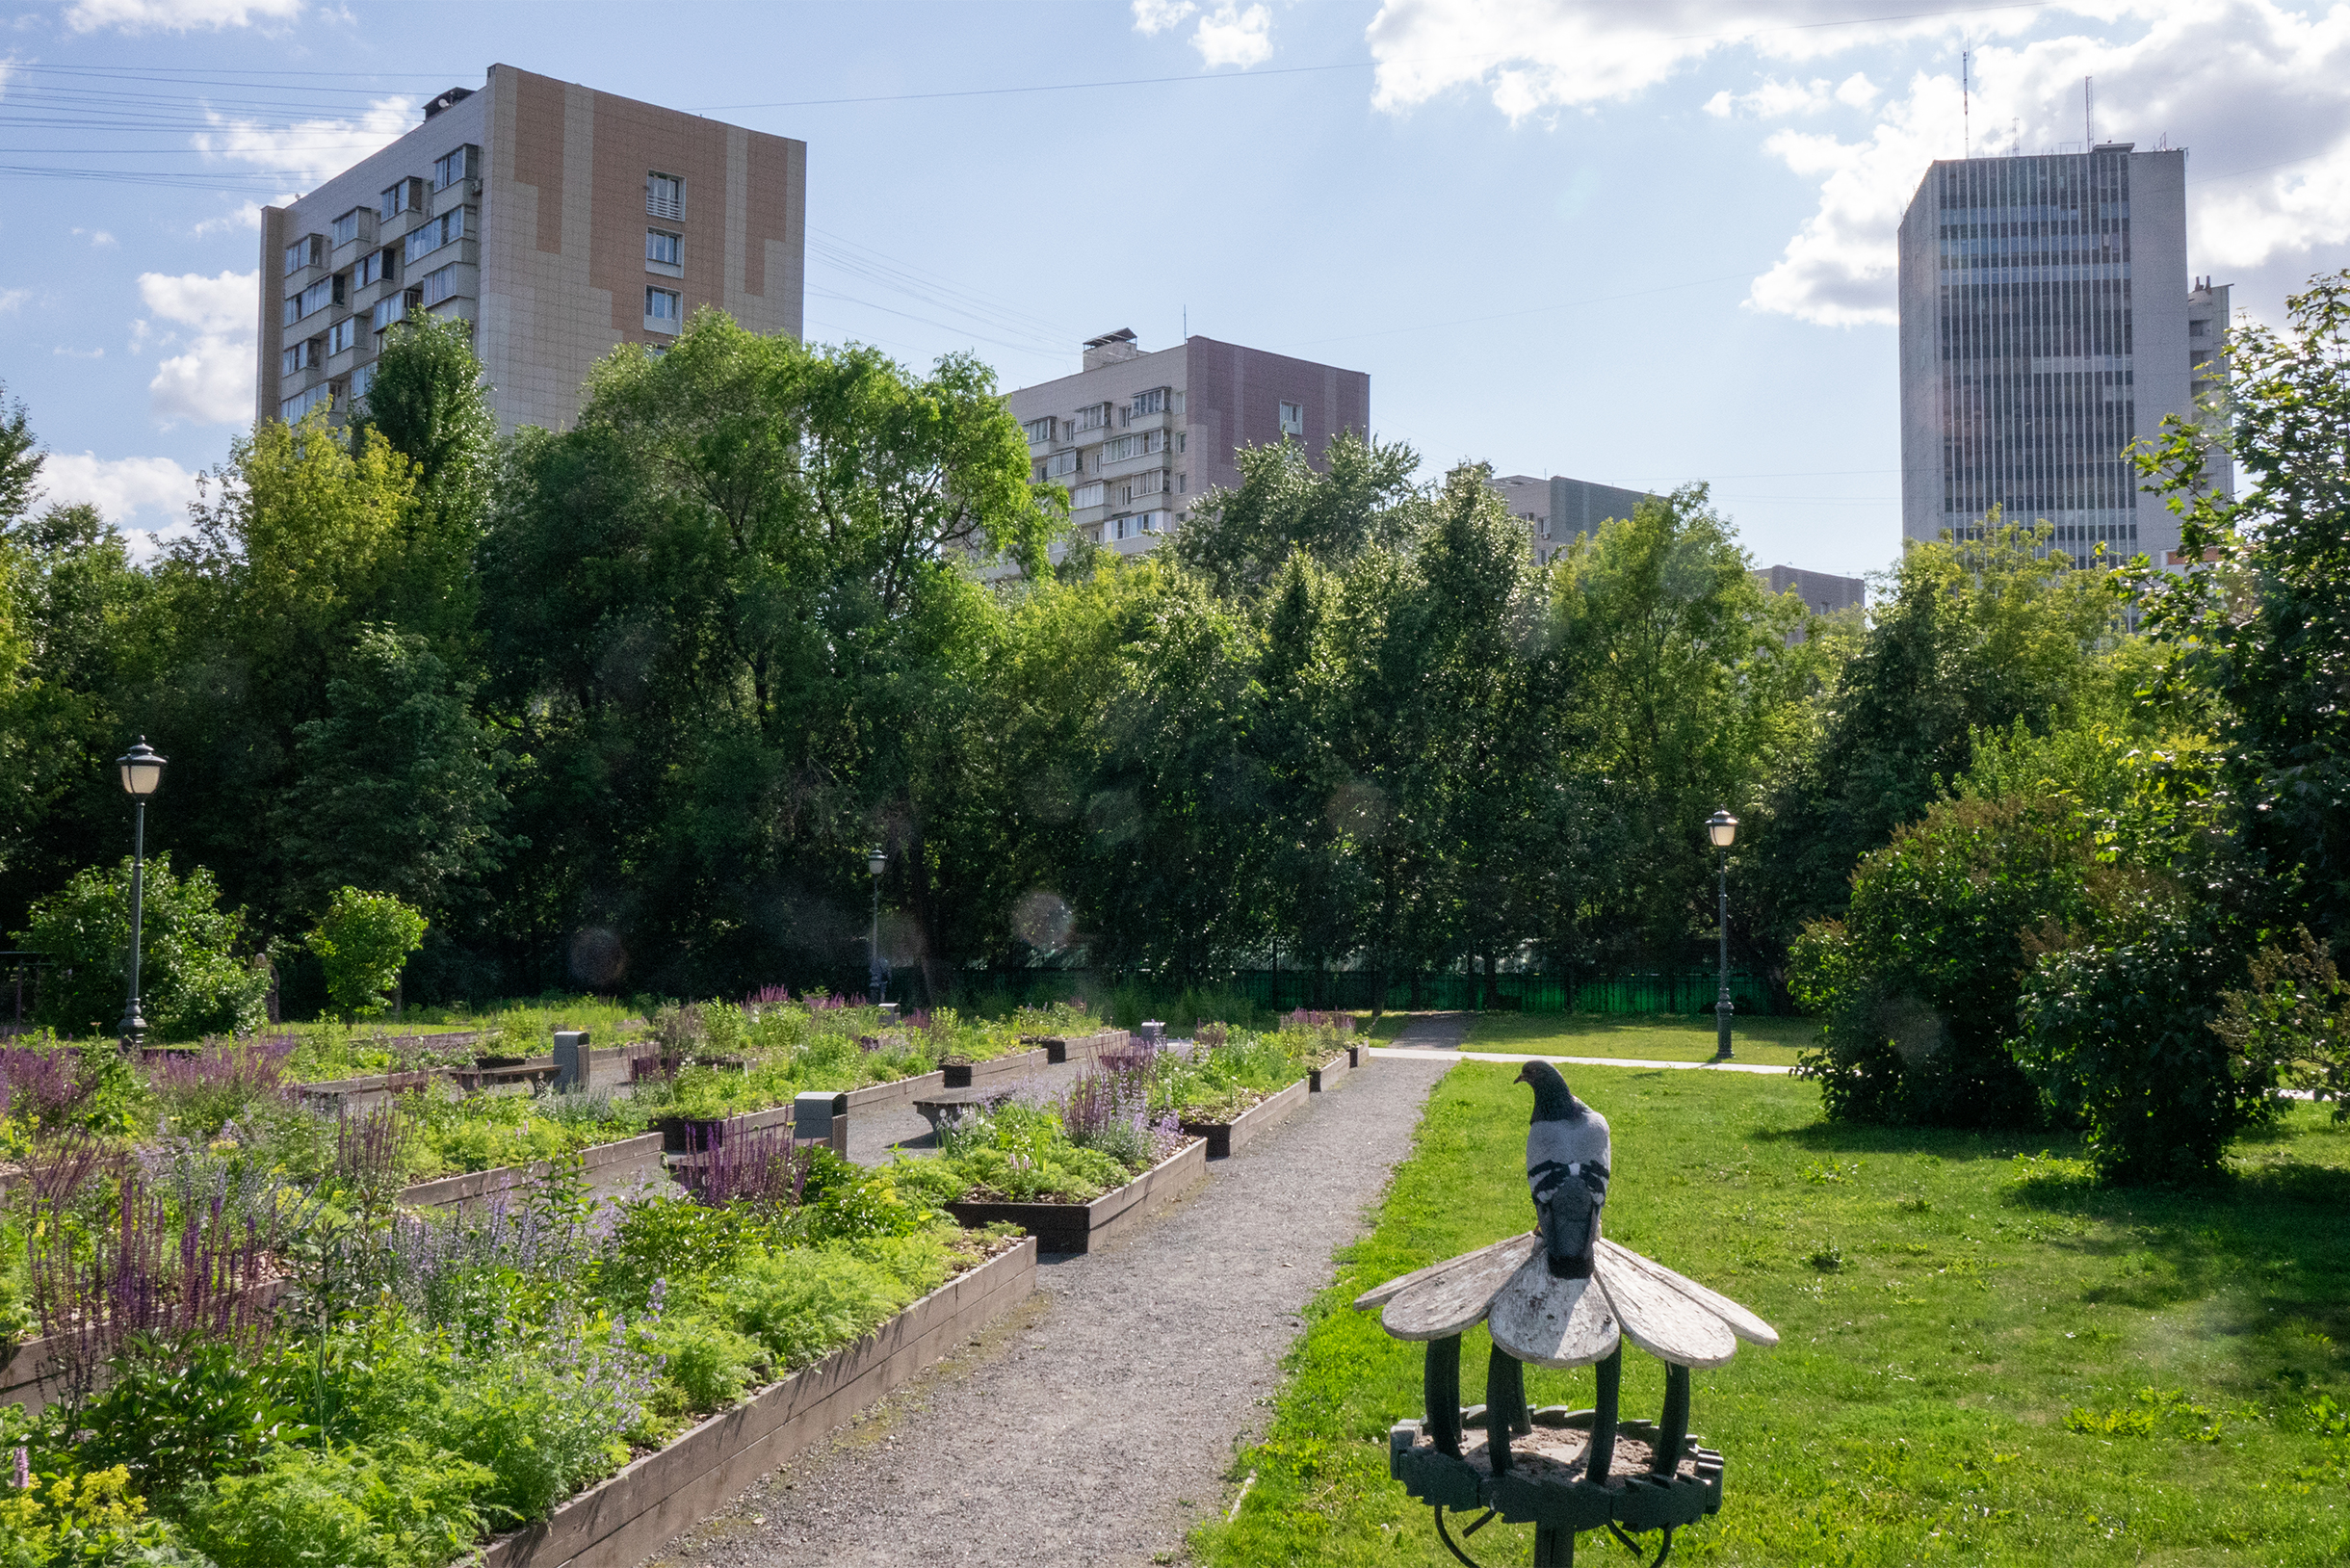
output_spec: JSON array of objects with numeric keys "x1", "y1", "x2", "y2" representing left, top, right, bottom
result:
[
  {"x1": 1192, "y1": 1062, "x2": 2350, "y2": 1567},
  {"x1": 1463, "y1": 1011, "x2": 1813, "y2": 1067}
]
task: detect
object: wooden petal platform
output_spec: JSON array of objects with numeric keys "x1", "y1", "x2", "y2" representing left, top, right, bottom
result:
[
  {"x1": 1380, "y1": 1234, "x2": 1542, "y2": 1340},
  {"x1": 1487, "y1": 1255, "x2": 1622, "y2": 1368}
]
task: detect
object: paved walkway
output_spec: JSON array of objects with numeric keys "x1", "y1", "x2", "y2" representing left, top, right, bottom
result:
[
  {"x1": 641, "y1": 1052, "x2": 1453, "y2": 1568},
  {"x1": 1370, "y1": 1046, "x2": 1794, "y2": 1077}
]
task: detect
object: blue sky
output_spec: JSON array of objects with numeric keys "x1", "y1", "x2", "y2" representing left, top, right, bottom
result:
[{"x1": 6, "y1": 1, "x2": 2349, "y2": 579}]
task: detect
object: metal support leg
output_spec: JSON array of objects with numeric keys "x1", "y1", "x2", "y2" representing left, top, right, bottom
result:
[
  {"x1": 1654, "y1": 1364, "x2": 1690, "y2": 1476},
  {"x1": 1586, "y1": 1348, "x2": 1622, "y2": 1484},
  {"x1": 1532, "y1": 1523, "x2": 1575, "y2": 1566},
  {"x1": 1485, "y1": 1347, "x2": 1528, "y2": 1473},
  {"x1": 1426, "y1": 1336, "x2": 1463, "y2": 1457}
]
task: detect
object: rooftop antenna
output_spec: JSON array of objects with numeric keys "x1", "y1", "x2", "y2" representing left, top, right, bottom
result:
[
  {"x1": 2084, "y1": 75, "x2": 2095, "y2": 147},
  {"x1": 1962, "y1": 42, "x2": 1971, "y2": 157}
]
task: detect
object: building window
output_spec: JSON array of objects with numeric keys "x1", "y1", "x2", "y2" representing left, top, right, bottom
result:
[
  {"x1": 646, "y1": 229, "x2": 684, "y2": 274},
  {"x1": 327, "y1": 318, "x2": 357, "y2": 355},
  {"x1": 1043, "y1": 449, "x2": 1082, "y2": 480},
  {"x1": 1073, "y1": 402, "x2": 1110, "y2": 432},
  {"x1": 1175, "y1": 431, "x2": 1186, "y2": 453},
  {"x1": 1132, "y1": 468, "x2": 1168, "y2": 498},
  {"x1": 1129, "y1": 386, "x2": 1166, "y2": 419},
  {"x1": 280, "y1": 382, "x2": 333, "y2": 422},
  {"x1": 431, "y1": 144, "x2": 479, "y2": 191},
  {"x1": 379, "y1": 177, "x2": 424, "y2": 222},
  {"x1": 645, "y1": 287, "x2": 683, "y2": 331},
  {"x1": 1070, "y1": 482, "x2": 1104, "y2": 509},
  {"x1": 373, "y1": 289, "x2": 419, "y2": 332},
  {"x1": 288, "y1": 274, "x2": 342, "y2": 324},
  {"x1": 1279, "y1": 401, "x2": 1304, "y2": 436},
  {"x1": 282, "y1": 339, "x2": 318, "y2": 376},
  {"x1": 647, "y1": 171, "x2": 685, "y2": 220},
  {"x1": 1022, "y1": 415, "x2": 1057, "y2": 445},
  {"x1": 420, "y1": 263, "x2": 462, "y2": 308},
  {"x1": 403, "y1": 206, "x2": 469, "y2": 266},
  {"x1": 1176, "y1": 473, "x2": 1186, "y2": 493},
  {"x1": 331, "y1": 208, "x2": 370, "y2": 247},
  {"x1": 1102, "y1": 430, "x2": 1167, "y2": 463},
  {"x1": 284, "y1": 234, "x2": 324, "y2": 275},
  {"x1": 355, "y1": 248, "x2": 393, "y2": 290},
  {"x1": 350, "y1": 361, "x2": 377, "y2": 403}
]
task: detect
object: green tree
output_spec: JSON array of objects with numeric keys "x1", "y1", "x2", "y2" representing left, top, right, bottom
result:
[
  {"x1": 1751, "y1": 521, "x2": 2128, "y2": 948},
  {"x1": 350, "y1": 314, "x2": 497, "y2": 658},
  {"x1": 305, "y1": 886, "x2": 428, "y2": 1017},
  {"x1": 274, "y1": 625, "x2": 507, "y2": 920},
  {"x1": 0, "y1": 381, "x2": 36, "y2": 526},
  {"x1": 17, "y1": 852, "x2": 269, "y2": 1039},
  {"x1": 1172, "y1": 431, "x2": 1424, "y2": 599},
  {"x1": 2134, "y1": 268, "x2": 2350, "y2": 940}
]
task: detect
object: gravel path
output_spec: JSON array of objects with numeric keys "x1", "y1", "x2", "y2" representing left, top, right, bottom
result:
[
  {"x1": 1385, "y1": 1010, "x2": 1476, "y2": 1050},
  {"x1": 641, "y1": 1052, "x2": 1453, "y2": 1568}
]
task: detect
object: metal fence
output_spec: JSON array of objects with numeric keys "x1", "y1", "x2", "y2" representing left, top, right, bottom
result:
[{"x1": 943, "y1": 965, "x2": 1785, "y2": 1017}]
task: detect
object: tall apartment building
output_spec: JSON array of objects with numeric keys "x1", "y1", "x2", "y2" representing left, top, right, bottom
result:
[
  {"x1": 1897, "y1": 144, "x2": 2229, "y2": 563},
  {"x1": 257, "y1": 64, "x2": 805, "y2": 434},
  {"x1": 1003, "y1": 329, "x2": 1370, "y2": 564},
  {"x1": 1492, "y1": 473, "x2": 1655, "y2": 564}
]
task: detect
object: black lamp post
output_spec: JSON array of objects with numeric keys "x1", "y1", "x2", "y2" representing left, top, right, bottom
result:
[
  {"x1": 866, "y1": 846, "x2": 887, "y2": 1004},
  {"x1": 1706, "y1": 809, "x2": 1738, "y2": 1061},
  {"x1": 117, "y1": 738, "x2": 168, "y2": 1050}
]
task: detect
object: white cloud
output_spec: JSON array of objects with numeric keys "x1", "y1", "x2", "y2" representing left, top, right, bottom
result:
[
  {"x1": 71, "y1": 226, "x2": 118, "y2": 248},
  {"x1": 0, "y1": 288, "x2": 26, "y2": 316},
  {"x1": 1134, "y1": 0, "x2": 1270, "y2": 69},
  {"x1": 52, "y1": 346, "x2": 104, "y2": 359},
  {"x1": 137, "y1": 269, "x2": 254, "y2": 426},
  {"x1": 65, "y1": 0, "x2": 301, "y2": 33},
  {"x1": 39, "y1": 453, "x2": 203, "y2": 534},
  {"x1": 192, "y1": 96, "x2": 414, "y2": 184},
  {"x1": 1364, "y1": 0, "x2": 2012, "y2": 119},
  {"x1": 1132, "y1": 0, "x2": 1195, "y2": 34},
  {"x1": 1746, "y1": 3, "x2": 2350, "y2": 326},
  {"x1": 1835, "y1": 71, "x2": 1878, "y2": 109},
  {"x1": 1194, "y1": 3, "x2": 1272, "y2": 67},
  {"x1": 1704, "y1": 76, "x2": 1842, "y2": 118},
  {"x1": 191, "y1": 197, "x2": 286, "y2": 238}
]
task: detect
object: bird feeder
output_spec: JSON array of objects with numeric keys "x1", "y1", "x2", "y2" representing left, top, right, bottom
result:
[{"x1": 1354, "y1": 1231, "x2": 1776, "y2": 1566}]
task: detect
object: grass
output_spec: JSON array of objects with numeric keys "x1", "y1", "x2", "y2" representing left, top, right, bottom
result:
[
  {"x1": 1461, "y1": 1011, "x2": 1813, "y2": 1067},
  {"x1": 1190, "y1": 1061, "x2": 2350, "y2": 1567}
]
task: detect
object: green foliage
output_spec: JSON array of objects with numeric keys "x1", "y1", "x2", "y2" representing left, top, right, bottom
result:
[
  {"x1": 2134, "y1": 269, "x2": 2350, "y2": 938},
  {"x1": 63, "y1": 1339, "x2": 313, "y2": 1503},
  {"x1": 1793, "y1": 794, "x2": 2091, "y2": 1126},
  {"x1": 18, "y1": 853, "x2": 268, "y2": 1040},
  {"x1": 303, "y1": 888, "x2": 426, "y2": 1019},
  {"x1": 2213, "y1": 928, "x2": 2350, "y2": 1122},
  {"x1": 181, "y1": 1438, "x2": 486, "y2": 1568},
  {"x1": 0, "y1": 1466, "x2": 194, "y2": 1568},
  {"x1": 643, "y1": 1313, "x2": 766, "y2": 1416},
  {"x1": 708, "y1": 1242, "x2": 936, "y2": 1372},
  {"x1": 1172, "y1": 431, "x2": 1426, "y2": 598},
  {"x1": 417, "y1": 1342, "x2": 640, "y2": 1526},
  {"x1": 275, "y1": 631, "x2": 505, "y2": 920}
]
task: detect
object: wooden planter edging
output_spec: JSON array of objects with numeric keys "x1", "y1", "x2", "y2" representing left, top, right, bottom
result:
[
  {"x1": 1311, "y1": 1044, "x2": 1365, "y2": 1093},
  {"x1": 1180, "y1": 1076, "x2": 1311, "y2": 1159},
  {"x1": 944, "y1": 1136, "x2": 1207, "y2": 1254},
  {"x1": 0, "y1": 1280, "x2": 291, "y2": 1418},
  {"x1": 398, "y1": 1132, "x2": 669, "y2": 1212},
  {"x1": 483, "y1": 1237, "x2": 1038, "y2": 1568}
]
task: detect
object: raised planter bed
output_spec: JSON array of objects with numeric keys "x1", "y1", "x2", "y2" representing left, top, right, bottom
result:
[
  {"x1": 399, "y1": 1131, "x2": 669, "y2": 1213},
  {"x1": 945, "y1": 1136, "x2": 1207, "y2": 1254},
  {"x1": 1180, "y1": 1075, "x2": 1311, "y2": 1159},
  {"x1": 1310, "y1": 1043, "x2": 1364, "y2": 1093},
  {"x1": 483, "y1": 1236, "x2": 1037, "y2": 1568}
]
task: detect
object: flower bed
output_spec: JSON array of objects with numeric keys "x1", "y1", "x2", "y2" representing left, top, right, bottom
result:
[
  {"x1": 943, "y1": 1139, "x2": 1208, "y2": 1254},
  {"x1": 0, "y1": 1099, "x2": 1031, "y2": 1568},
  {"x1": 1181, "y1": 1076, "x2": 1311, "y2": 1160}
]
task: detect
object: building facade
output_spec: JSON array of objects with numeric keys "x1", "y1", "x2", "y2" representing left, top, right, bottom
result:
[
  {"x1": 1897, "y1": 144, "x2": 2228, "y2": 562},
  {"x1": 1003, "y1": 330, "x2": 1370, "y2": 564},
  {"x1": 257, "y1": 64, "x2": 805, "y2": 434},
  {"x1": 1492, "y1": 473, "x2": 1655, "y2": 565},
  {"x1": 1753, "y1": 563, "x2": 1866, "y2": 614}
]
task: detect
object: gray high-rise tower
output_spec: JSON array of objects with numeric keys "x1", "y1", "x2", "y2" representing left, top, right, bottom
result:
[{"x1": 1897, "y1": 144, "x2": 2228, "y2": 562}]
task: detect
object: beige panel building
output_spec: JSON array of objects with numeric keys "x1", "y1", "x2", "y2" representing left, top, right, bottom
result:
[
  {"x1": 256, "y1": 65, "x2": 805, "y2": 433},
  {"x1": 1491, "y1": 473, "x2": 1655, "y2": 565},
  {"x1": 1001, "y1": 329, "x2": 1370, "y2": 568}
]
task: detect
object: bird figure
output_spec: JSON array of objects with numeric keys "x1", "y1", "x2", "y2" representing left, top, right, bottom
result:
[{"x1": 1516, "y1": 1060, "x2": 1609, "y2": 1279}]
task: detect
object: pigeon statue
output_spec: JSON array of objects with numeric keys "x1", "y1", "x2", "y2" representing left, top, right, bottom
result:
[{"x1": 1517, "y1": 1060, "x2": 1609, "y2": 1279}]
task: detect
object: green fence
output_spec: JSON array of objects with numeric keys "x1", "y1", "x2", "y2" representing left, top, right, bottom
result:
[{"x1": 944, "y1": 966, "x2": 1784, "y2": 1017}]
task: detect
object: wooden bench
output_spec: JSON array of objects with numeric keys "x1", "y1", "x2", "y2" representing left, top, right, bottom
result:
[{"x1": 910, "y1": 1085, "x2": 1019, "y2": 1134}]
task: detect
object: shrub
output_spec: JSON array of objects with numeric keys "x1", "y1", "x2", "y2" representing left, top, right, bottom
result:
[
  {"x1": 182, "y1": 1437, "x2": 487, "y2": 1568},
  {"x1": 2212, "y1": 928, "x2": 2350, "y2": 1121},
  {"x1": 17, "y1": 854, "x2": 269, "y2": 1041},
  {"x1": 1792, "y1": 794, "x2": 2092, "y2": 1126},
  {"x1": 304, "y1": 889, "x2": 427, "y2": 1020},
  {"x1": 62, "y1": 1338, "x2": 313, "y2": 1501},
  {"x1": 150, "y1": 1035, "x2": 295, "y2": 1138},
  {"x1": 713, "y1": 1247, "x2": 927, "y2": 1372},
  {"x1": 645, "y1": 1312, "x2": 767, "y2": 1415},
  {"x1": 418, "y1": 1323, "x2": 652, "y2": 1525},
  {"x1": 2014, "y1": 887, "x2": 2249, "y2": 1182}
]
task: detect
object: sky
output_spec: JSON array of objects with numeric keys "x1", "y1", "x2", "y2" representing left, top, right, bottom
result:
[{"x1": 5, "y1": 0, "x2": 2350, "y2": 580}]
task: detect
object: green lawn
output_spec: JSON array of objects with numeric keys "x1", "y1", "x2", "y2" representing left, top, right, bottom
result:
[
  {"x1": 1191, "y1": 1061, "x2": 2350, "y2": 1567},
  {"x1": 1460, "y1": 1011, "x2": 1813, "y2": 1066}
]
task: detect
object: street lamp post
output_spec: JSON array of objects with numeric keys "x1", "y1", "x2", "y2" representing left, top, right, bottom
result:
[
  {"x1": 866, "y1": 846, "x2": 887, "y2": 1004},
  {"x1": 1706, "y1": 809, "x2": 1738, "y2": 1061},
  {"x1": 116, "y1": 738, "x2": 168, "y2": 1051}
]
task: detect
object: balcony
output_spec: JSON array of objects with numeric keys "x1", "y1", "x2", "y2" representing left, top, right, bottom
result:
[{"x1": 433, "y1": 176, "x2": 481, "y2": 219}]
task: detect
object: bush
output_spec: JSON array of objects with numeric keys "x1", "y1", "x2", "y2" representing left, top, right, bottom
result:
[
  {"x1": 2014, "y1": 887, "x2": 2250, "y2": 1183},
  {"x1": 182, "y1": 1438, "x2": 487, "y2": 1568},
  {"x1": 2212, "y1": 928, "x2": 2350, "y2": 1121},
  {"x1": 1792, "y1": 794, "x2": 2091, "y2": 1126},
  {"x1": 713, "y1": 1246, "x2": 931, "y2": 1372},
  {"x1": 644, "y1": 1313, "x2": 767, "y2": 1416},
  {"x1": 63, "y1": 1338, "x2": 313, "y2": 1502},
  {"x1": 303, "y1": 889, "x2": 427, "y2": 1020},
  {"x1": 416, "y1": 1327, "x2": 651, "y2": 1525},
  {"x1": 17, "y1": 854, "x2": 269, "y2": 1041}
]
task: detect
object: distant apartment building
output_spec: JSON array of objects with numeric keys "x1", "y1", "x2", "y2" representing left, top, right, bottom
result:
[
  {"x1": 257, "y1": 64, "x2": 805, "y2": 434},
  {"x1": 1896, "y1": 144, "x2": 2229, "y2": 565},
  {"x1": 1003, "y1": 329, "x2": 1370, "y2": 565},
  {"x1": 1491, "y1": 473, "x2": 1654, "y2": 564},
  {"x1": 1753, "y1": 563, "x2": 1866, "y2": 614}
]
